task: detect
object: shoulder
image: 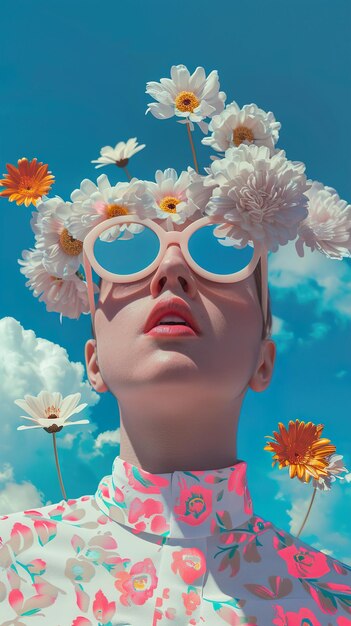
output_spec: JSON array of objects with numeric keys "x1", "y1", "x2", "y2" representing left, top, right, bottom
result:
[
  {"x1": 243, "y1": 512, "x2": 351, "y2": 615},
  {"x1": 0, "y1": 494, "x2": 109, "y2": 568}
]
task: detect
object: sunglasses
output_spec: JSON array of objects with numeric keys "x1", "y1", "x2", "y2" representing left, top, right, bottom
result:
[{"x1": 83, "y1": 215, "x2": 268, "y2": 329}]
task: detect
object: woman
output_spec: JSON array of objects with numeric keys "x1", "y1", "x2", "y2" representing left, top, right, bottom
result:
[{"x1": 1, "y1": 64, "x2": 351, "y2": 625}]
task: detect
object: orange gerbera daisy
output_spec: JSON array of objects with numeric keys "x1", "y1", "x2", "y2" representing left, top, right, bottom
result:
[
  {"x1": 264, "y1": 419, "x2": 336, "y2": 484},
  {"x1": 0, "y1": 157, "x2": 55, "y2": 207}
]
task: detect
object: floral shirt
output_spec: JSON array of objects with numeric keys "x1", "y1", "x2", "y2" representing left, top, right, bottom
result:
[{"x1": 1, "y1": 455, "x2": 351, "y2": 626}]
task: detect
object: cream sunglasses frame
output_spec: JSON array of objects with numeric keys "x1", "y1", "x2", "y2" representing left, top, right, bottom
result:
[{"x1": 83, "y1": 215, "x2": 268, "y2": 331}]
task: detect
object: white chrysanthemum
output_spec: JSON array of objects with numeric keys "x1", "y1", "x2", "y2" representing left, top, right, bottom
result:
[
  {"x1": 91, "y1": 137, "x2": 146, "y2": 169},
  {"x1": 202, "y1": 101, "x2": 281, "y2": 154},
  {"x1": 61, "y1": 174, "x2": 154, "y2": 243},
  {"x1": 15, "y1": 390, "x2": 89, "y2": 434},
  {"x1": 295, "y1": 181, "x2": 351, "y2": 259},
  {"x1": 144, "y1": 167, "x2": 215, "y2": 229},
  {"x1": 146, "y1": 64, "x2": 226, "y2": 133},
  {"x1": 312, "y1": 454, "x2": 349, "y2": 491},
  {"x1": 18, "y1": 247, "x2": 98, "y2": 320},
  {"x1": 205, "y1": 144, "x2": 308, "y2": 252}
]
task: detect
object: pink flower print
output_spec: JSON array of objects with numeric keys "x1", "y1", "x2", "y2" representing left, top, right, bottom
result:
[
  {"x1": 75, "y1": 583, "x2": 90, "y2": 612},
  {"x1": 72, "y1": 618, "x2": 92, "y2": 626},
  {"x1": 65, "y1": 557, "x2": 95, "y2": 583},
  {"x1": 228, "y1": 464, "x2": 253, "y2": 515},
  {"x1": 89, "y1": 533, "x2": 118, "y2": 550},
  {"x1": 115, "y1": 557, "x2": 158, "y2": 606},
  {"x1": 8, "y1": 587, "x2": 57, "y2": 617},
  {"x1": 165, "y1": 607, "x2": 177, "y2": 619},
  {"x1": 216, "y1": 605, "x2": 257, "y2": 625},
  {"x1": 273, "y1": 604, "x2": 322, "y2": 625},
  {"x1": 92, "y1": 589, "x2": 116, "y2": 624},
  {"x1": 33, "y1": 519, "x2": 58, "y2": 546},
  {"x1": 171, "y1": 547, "x2": 206, "y2": 584},
  {"x1": 277, "y1": 543, "x2": 330, "y2": 578},
  {"x1": 150, "y1": 514, "x2": 169, "y2": 535},
  {"x1": 123, "y1": 460, "x2": 170, "y2": 494},
  {"x1": 338, "y1": 618, "x2": 351, "y2": 625},
  {"x1": 27, "y1": 558, "x2": 46, "y2": 576},
  {"x1": 174, "y1": 484, "x2": 213, "y2": 526},
  {"x1": 129, "y1": 496, "x2": 164, "y2": 525},
  {"x1": 182, "y1": 589, "x2": 201, "y2": 616},
  {"x1": 251, "y1": 516, "x2": 272, "y2": 534},
  {"x1": 113, "y1": 484, "x2": 125, "y2": 503},
  {"x1": 9, "y1": 522, "x2": 34, "y2": 556}
]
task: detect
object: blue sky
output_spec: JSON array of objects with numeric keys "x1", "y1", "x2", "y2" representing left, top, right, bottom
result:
[{"x1": 0, "y1": 0, "x2": 350, "y2": 564}]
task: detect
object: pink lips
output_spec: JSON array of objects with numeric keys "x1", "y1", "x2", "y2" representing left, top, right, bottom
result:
[
  {"x1": 146, "y1": 325, "x2": 197, "y2": 337},
  {"x1": 143, "y1": 296, "x2": 200, "y2": 336}
]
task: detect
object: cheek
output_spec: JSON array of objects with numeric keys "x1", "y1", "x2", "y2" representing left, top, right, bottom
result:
[{"x1": 207, "y1": 299, "x2": 262, "y2": 377}]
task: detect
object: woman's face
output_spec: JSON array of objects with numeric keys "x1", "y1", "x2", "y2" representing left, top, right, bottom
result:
[{"x1": 85, "y1": 221, "x2": 276, "y2": 403}]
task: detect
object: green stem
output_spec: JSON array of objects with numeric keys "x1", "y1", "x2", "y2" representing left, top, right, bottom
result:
[
  {"x1": 186, "y1": 121, "x2": 199, "y2": 173},
  {"x1": 296, "y1": 486, "x2": 317, "y2": 538},
  {"x1": 52, "y1": 433, "x2": 67, "y2": 501}
]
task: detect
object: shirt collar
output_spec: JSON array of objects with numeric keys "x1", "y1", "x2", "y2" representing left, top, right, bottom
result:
[{"x1": 94, "y1": 455, "x2": 254, "y2": 539}]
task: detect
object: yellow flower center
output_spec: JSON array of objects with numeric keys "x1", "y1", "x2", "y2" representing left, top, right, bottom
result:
[
  {"x1": 105, "y1": 203, "x2": 130, "y2": 218},
  {"x1": 175, "y1": 91, "x2": 200, "y2": 113},
  {"x1": 59, "y1": 228, "x2": 83, "y2": 256},
  {"x1": 158, "y1": 196, "x2": 180, "y2": 213},
  {"x1": 233, "y1": 126, "x2": 255, "y2": 146},
  {"x1": 18, "y1": 176, "x2": 41, "y2": 197}
]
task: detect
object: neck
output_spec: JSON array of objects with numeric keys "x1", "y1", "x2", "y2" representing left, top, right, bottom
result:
[{"x1": 117, "y1": 387, "x2": 245, "y2": 473}]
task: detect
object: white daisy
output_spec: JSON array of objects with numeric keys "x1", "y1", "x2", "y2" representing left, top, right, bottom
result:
[
  {"x1": 18, "y1": 247, "x2": 98, "y2": 320},
  {"x1": 30, "y1": 195, "x2": 67, "y2": 242},
  {"x1": 202, "y1": 101, "x2": 281, "y2": 154},
  {"x1": 205, "y1": 144, "x2": 308, "y2": 252},
  {"x1": 146, "y1": 64, "x2": 226, "y2": 133},
  {"x1": 91, "y1": 137, "x2": 146, "y2": 169},
  {"x1": 30, "y1": 196, "x2": 84, "y2": 278},
  {"x1": 15, "y1": 390, "x2": 89, "y2": 434},
  {"x1": 295, "y1": 181, "x2": 351, "y2": 259},
  {"x1": 312, "y1": 454, "x2": 349, "y2": 491},
  {"x1": 145, "y1": 167, "x2": 214, "y2": 228},
  {"x1": 65, "y1": 174, "x2": 154, "y2": 242}
]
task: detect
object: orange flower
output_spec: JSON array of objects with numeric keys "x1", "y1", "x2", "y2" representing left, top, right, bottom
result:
[
  {"x1": 0, "y1": 157, "x2": 55, "y2": 207},
  {"x1": 264, "y1": 419, "x2": 336, "y2": 484}
]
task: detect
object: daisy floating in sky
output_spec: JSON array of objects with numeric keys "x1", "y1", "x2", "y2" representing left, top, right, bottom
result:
[
  {"x1": 66, "y1": 174, "x2": 153, "y2": 242},
  {"x1": 202, "y1": 101, "x2": 281, "y2": 155},
  {"x1": 144, "y1": 167, "x2": 214, "y2": 229},
  {"x1": 91, "y1": 137, "x2": 146, "y2": 180},
  {"x1": 146, "y1": 64, "x2": 226, "y2": 173},
  {"x1": 32, "y1": 196, "x2": 84, "y2": 278},
  {"x1": 0, "y1": 157, "x2": 55, "y2": 207},
  {"x1": 264, "y1": 418, "x2": 349, "y2": 537},
  {"x1": 14, "y1": 390, "x2": 90, "y2": 500}
]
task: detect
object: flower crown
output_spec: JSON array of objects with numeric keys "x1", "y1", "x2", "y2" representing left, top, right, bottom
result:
[{"x1": 1, "y1": 64, "x2": 351, "y2": 321}]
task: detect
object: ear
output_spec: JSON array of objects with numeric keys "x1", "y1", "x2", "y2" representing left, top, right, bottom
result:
[
  {"x1": 85, "y1": 339, "x2": 109, "y2": 393},
  {"x1": 248, "y1": 339, "x2": 276, "y2": 392}
]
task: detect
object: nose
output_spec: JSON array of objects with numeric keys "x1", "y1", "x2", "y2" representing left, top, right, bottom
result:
[{"x1": 149, "y1": 243, "x2": 198, "y2": 297}]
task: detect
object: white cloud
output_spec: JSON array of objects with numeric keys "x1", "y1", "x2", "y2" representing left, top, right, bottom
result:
[
  {"x1": 0, "y1": 316, "x2": 100, "y2": 403},
  {"x1": 271, "y1": 315, "x2": 295, "y2": 352},
  {"x1": 0, "y1": 317, "x2": 102, "y2": 512},
  {"x1": 269, "y1": 468, "x2": 351, "y2": 566},
  {"x1": 0, "y1": 463, "x2": 14, "y2": 483},
  {"x1": 0, "y1": 476, "x2": 50, "y2": 515},
  {"x1": 268, "y1": 241, "x2": 351, "y2": 319},
  {"x1": 94, "y1": 428, "x2": 121, "y2": 455}
]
